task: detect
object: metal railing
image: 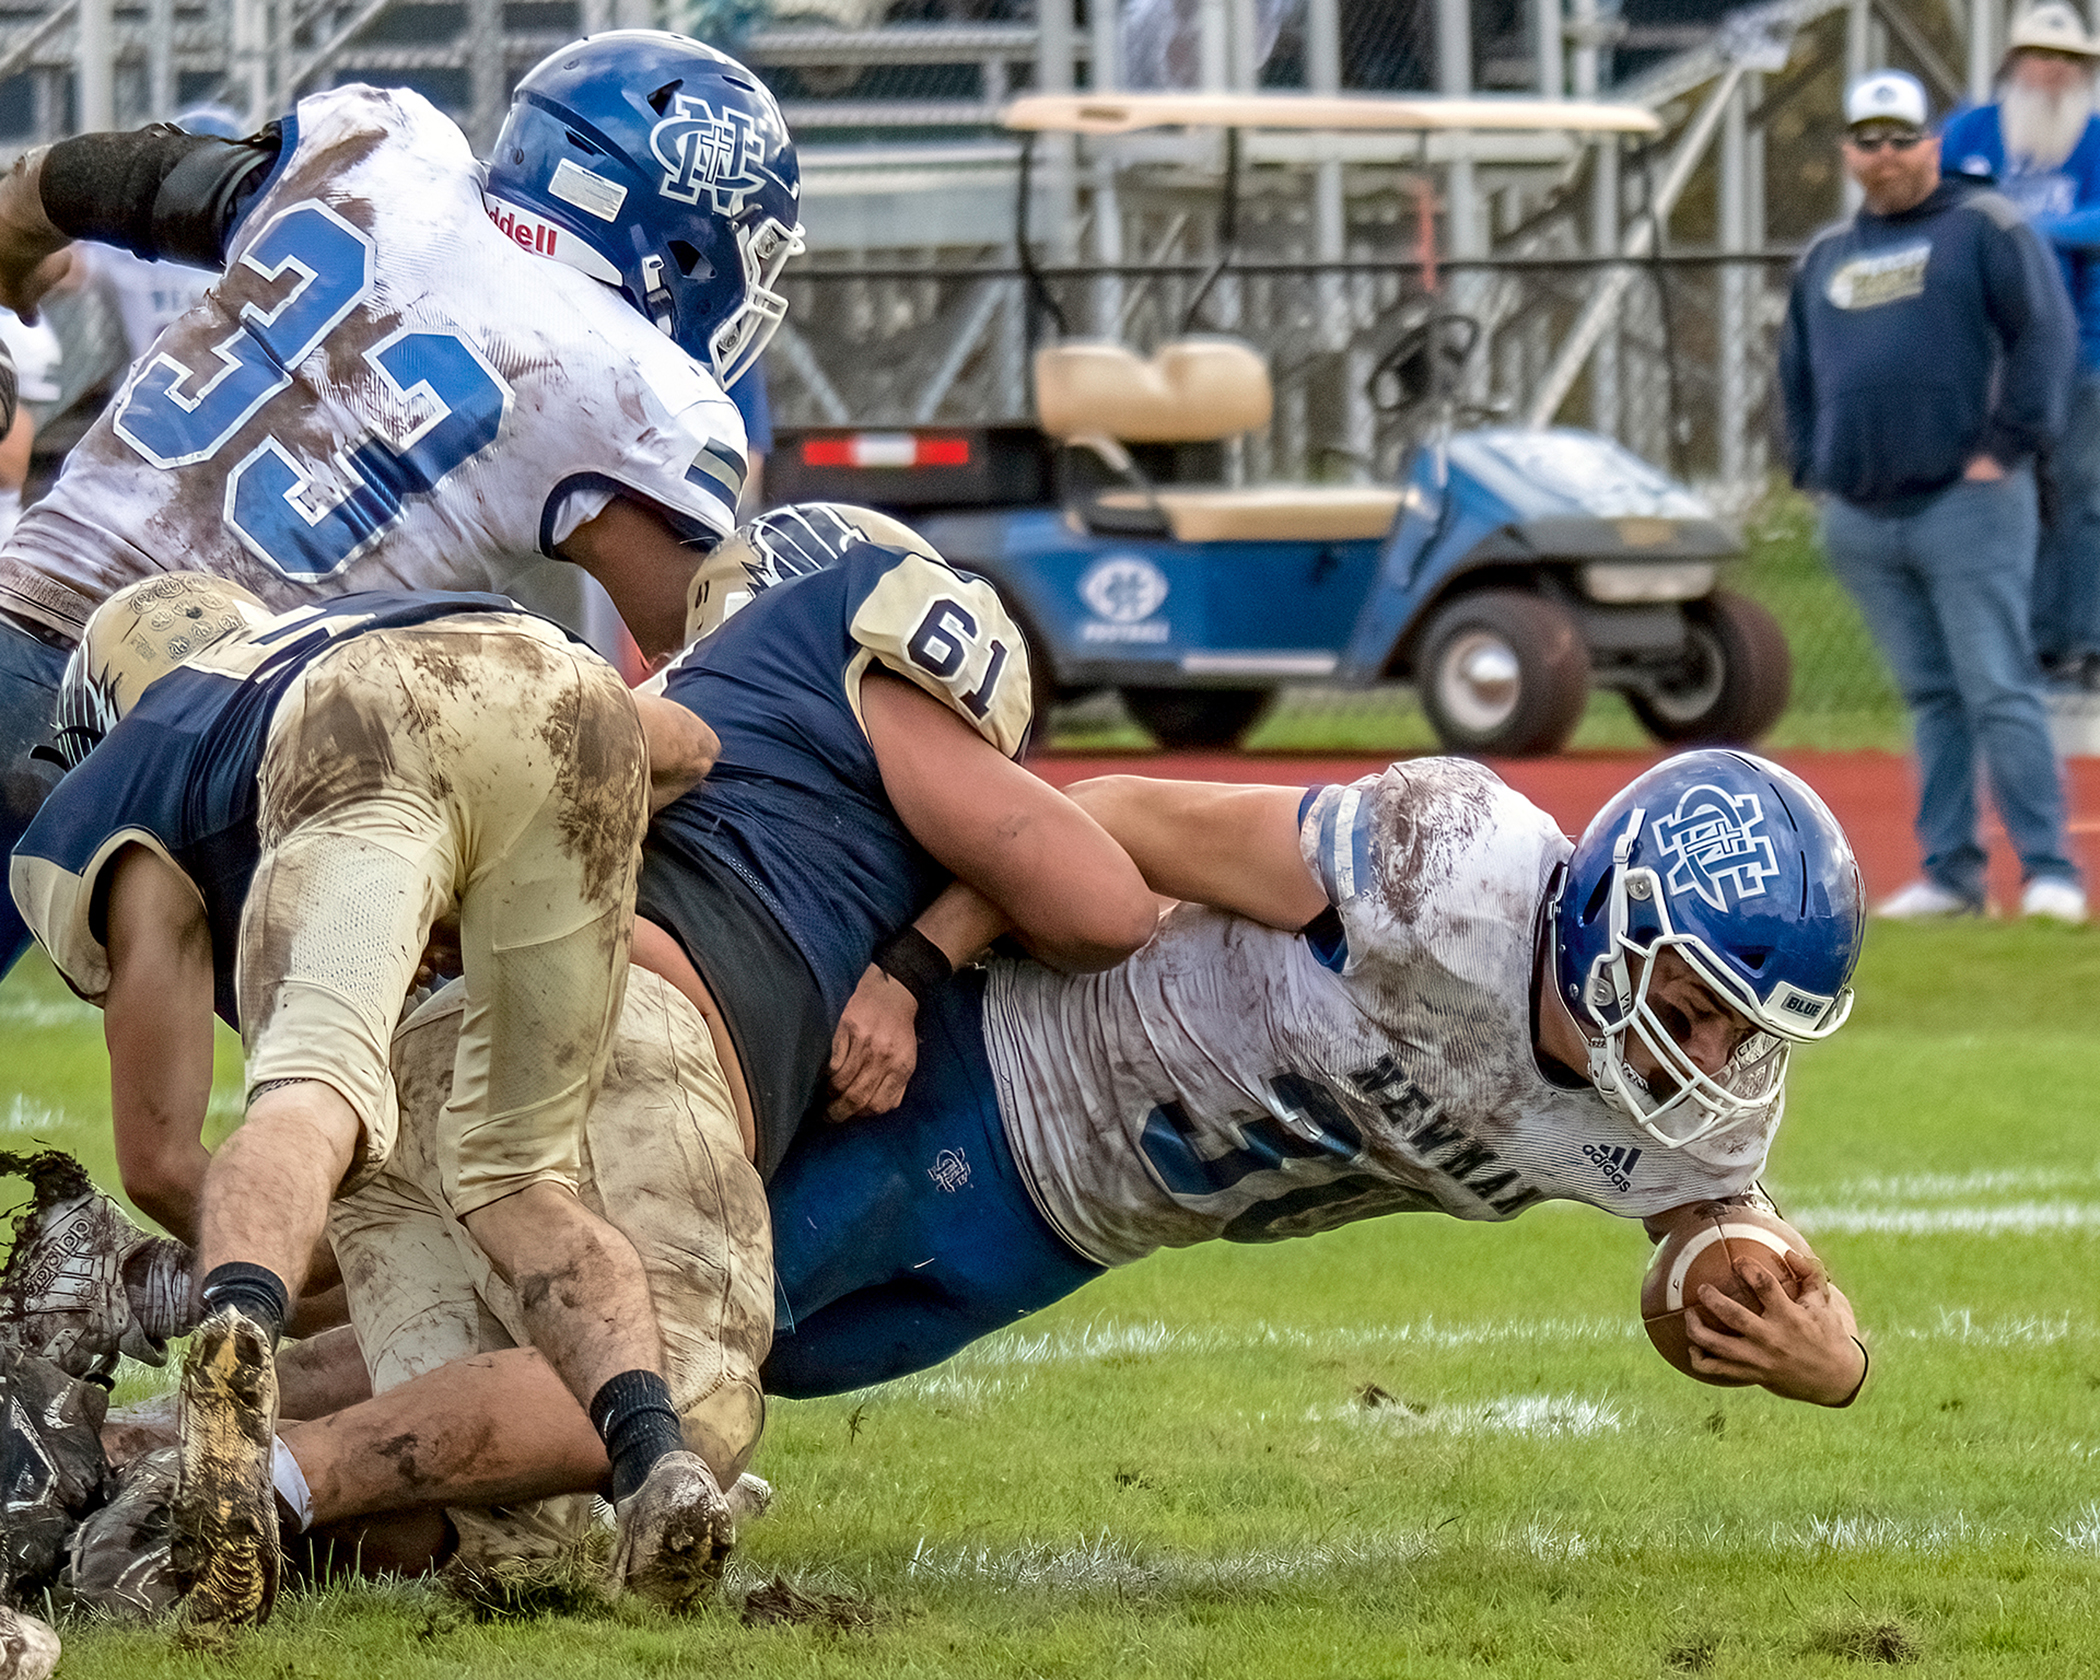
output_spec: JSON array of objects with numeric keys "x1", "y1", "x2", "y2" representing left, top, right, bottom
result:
[{"x1": 770, "y1": 252, "x2": 1798, "y2": 505}]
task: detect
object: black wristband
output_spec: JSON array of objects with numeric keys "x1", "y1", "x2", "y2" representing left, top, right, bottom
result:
[
  {"x1": 873, "y1": 925, "x2": 952, "y2": 1006},
  {"x1": 40, "y1": 124, "x2": 279, "y2": 266}
]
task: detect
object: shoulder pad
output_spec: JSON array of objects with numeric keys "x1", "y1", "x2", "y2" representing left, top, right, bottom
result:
[{"x1": 847, "y1": 549, "x2": 1033, "y2": 757}]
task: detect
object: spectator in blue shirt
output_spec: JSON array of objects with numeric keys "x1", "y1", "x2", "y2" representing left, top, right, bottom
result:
[
  {"x1": 1781, "y1": 70, "x2": 2084, "y2": 923},
  {"x1": 1942, "y1": 2, "x2": 2100, "y2": 686}
]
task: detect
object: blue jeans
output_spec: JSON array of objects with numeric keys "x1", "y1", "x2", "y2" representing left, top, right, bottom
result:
[
  {"x1": 0, "y1": 615, "x2": 68, "y2": 974},
  {"x1": 1824, "y1": 468, "x2": 2076, "y2": 902},
  {"x1": 2034, "y1": 366, "x2": 2100, "y2": 666}
]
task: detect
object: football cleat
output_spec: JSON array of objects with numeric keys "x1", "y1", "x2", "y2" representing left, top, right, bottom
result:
[
  {"x1": 171, "y1": 1308, "x2": 281, "y2": 1629},
  {"x1": 0, "y1": 1150, "x2": 188, "y2": 1384},
  {"x1": 65, "y1": 1445, "x2": 181, "y2": 1621},
  {"x1": 1, "y1": 1346, "x2": 114, "y2": 1598},
  {"x1": 607, "y1": 1449, "x2": 734, "y2": 1610}
]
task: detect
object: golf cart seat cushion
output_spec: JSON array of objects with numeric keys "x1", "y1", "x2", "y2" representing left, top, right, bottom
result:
[
  {"x1": 1090, "y1": 486, "x2": 1404, "y2": 542},
  {"x1": 1036, "y1": 337, "x2": 1272, "y2": 443}
]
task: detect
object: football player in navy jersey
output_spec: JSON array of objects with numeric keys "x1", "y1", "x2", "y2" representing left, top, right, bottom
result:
[
  {"x1": 17, "y1": 507, "x2": 1155, "y2": 1608},
  {"x1": 0, "y1": 29, "x2": 803, "y2": 979},
  {"x1": 10, "y1": 574, "x2": 740, "y2": 1623}
]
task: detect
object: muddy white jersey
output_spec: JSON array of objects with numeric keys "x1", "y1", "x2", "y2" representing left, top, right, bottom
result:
[
  {"x1": 0, "y1": 85, "x2": 745, "y2": 639},
  {"x1": 988, "y1": 759, "x2": 1781, "y2": 1267}
]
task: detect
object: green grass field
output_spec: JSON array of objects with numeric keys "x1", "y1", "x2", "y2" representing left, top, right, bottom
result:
[{"x1": 6, "y1": 915, "x2": 2100, "y2": 1678}]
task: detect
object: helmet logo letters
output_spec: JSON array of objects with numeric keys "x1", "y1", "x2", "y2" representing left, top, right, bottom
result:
[
  {"x1": 650, "y1": 95, "x2": 773, "y2": 215},
  {"x1": 1651, "y1": 785, "x2": 1780, "y2": 911}
]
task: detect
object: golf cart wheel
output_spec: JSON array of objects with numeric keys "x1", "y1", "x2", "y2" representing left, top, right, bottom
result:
[
  {"x1": 1627, "y1": 590, "x2": 1792, "y2": 746},
  {"x1": 1122, "y1": 687, "x2": 1272, "y2": 750},
  {"x1": 1416, "y1": 591, "x2": 1589, "y2": 757}
]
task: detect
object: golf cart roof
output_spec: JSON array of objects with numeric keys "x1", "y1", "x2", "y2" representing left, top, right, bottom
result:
[{"x1": 1002, "y1": 92, "x2": 1661, "y2": 137}]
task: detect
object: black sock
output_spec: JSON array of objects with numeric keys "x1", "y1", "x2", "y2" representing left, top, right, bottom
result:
[
  {"x1": 589, "y1": 1369, "x2": 685, "y2": 1504},
  {"x1": 197, "y1": 1262, "x2": 289, "y2": 1348}
]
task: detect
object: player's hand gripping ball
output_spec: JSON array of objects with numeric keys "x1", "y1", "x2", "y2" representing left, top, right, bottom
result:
[{"x1": 1640, "y1": 1203, "x2": 1815, "y2": 1384}]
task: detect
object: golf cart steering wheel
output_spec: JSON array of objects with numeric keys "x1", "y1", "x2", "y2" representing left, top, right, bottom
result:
[{"x1": 1367, "y1": 313, "x2": 1490, "y2": 425}]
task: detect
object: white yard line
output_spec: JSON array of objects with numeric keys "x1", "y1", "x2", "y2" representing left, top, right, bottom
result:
[
  {"x1": 901, "y1": 1310, "x2": 2100, "y2": 1383},
  {"x1": 1792, "y1": 1200, "x2": 2100, "y2": 1236},
  {"x1": 1783, "y1": 1164, "x2": 2100, "y2": 1203},
  {"x1": 1, "y1": 1095, "x2": 73, "y2": 1136},
  {"x1": 896, "y1": 1506, "x2": 2099, "y2": 1590}
]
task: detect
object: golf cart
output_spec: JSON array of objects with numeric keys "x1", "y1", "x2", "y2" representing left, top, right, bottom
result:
[{"x1": 771, "y1": 91, "x2": 1789, "y2": 756}]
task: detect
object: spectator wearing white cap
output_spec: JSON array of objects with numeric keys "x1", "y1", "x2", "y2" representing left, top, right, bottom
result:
[
  {"x1": 1943, "y1": 2, "x2": 2100, "y2": 689},
  {"x1": 1780, "y1": 69, "x2": 2087, "y2": 922}
]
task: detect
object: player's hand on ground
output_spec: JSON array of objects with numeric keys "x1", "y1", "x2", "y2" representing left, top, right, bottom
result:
[
  {"x1": 1684, "y1": 1250, "x2": 1867, "y2": 1406},
  {"x1": 0, "y1": 152, "x2": 74, "y2": 321},
  {"x1": 826, "y1": 963, "x2": 918, "y2": 1120}
]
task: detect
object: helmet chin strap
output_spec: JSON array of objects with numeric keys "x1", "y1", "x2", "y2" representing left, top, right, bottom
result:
[{"x1": 641, "y1": 255, "x2": 675, "y2": 336}]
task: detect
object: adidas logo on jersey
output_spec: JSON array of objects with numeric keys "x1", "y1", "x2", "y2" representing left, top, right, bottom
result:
[{"x1": 1580, "y1": 1142, "x2": 1643, "y2": 1193}]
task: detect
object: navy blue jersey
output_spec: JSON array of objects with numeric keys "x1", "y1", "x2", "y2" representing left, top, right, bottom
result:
[
  {"x1": 643, "y1": 541, "x2": 1029, "y2": 1027},
  {"x1": 11, "y1": 590, "x2": 523, "y2": 1022}
]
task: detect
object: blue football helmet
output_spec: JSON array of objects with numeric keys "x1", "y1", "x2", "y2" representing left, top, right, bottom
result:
[
  {"x1": 1551, "y1": 750, "x2": 1864, "y2": 1149},
  {"x1": 173, "y1": 103, "x2": 246, "y2": 139},
  {"x1": 484, "y1": 30, "x2": 804, "y2": 388}
]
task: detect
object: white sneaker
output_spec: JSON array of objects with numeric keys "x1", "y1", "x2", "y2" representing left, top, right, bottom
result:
[
  {"x1": 2021, "y1": 877, "x2": 2088, "y2": 924},
  {"x1": 1874, "y1": 880, "x2": 1979, "y2": 919}
]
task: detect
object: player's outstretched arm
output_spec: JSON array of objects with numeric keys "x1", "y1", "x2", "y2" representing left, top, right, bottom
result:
[
  {"x1": 0, "y1": 125, "x2": 280, "y2": 318},
  {"x1": 863, "y1": 672, "x2": 1155, "y2": 972},
  {"x1": 99, "y1": 844, "x2": 218, "y2": 1244},
  {"x1": 1063, "y1": 774, "x2": 1329, "y2": 930},
  {"x1": 1684, "y1": 1252, "x2": 1870, "y2": 1407}
]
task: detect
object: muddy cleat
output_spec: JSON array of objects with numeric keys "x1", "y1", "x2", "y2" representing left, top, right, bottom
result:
[
  {"x1": 171, "y1": 1308, "x2": 280, "y2": 1629},
  {"x1": 607, "y1": 1450, "x2": 734, "y2": 1610},
  {"x1": 0, "y1": 1149, "x2": 189, "y2": 1384},
  {"x1": 2, "y1": 1345, "x2": 114, "y2": 1598},
  {"x1": 66, "y1": 1445, "x2": 181, "y2": 1621},
  {"x1": 0, "y1": 1606, "x2": 61, "y2": 1680}
]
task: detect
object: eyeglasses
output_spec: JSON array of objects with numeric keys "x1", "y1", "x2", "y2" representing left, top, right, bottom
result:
[{"x1": 1847, "y1": 132, "x2": 1927, "y2": 153}]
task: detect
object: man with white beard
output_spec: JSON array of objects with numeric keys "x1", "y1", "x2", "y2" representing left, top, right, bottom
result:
[{"x1": 1944, "y1": 2, "x2": 2100, "y2": 687}]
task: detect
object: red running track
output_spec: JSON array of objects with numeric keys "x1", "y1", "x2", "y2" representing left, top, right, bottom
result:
[{"x1": 1031, "y1": 748, "x2": 2100, "y2": 912}]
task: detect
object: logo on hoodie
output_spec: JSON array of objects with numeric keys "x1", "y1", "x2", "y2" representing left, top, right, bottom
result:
[{"x1": 1826, "y1": 241, "x2": 1932, "y2": 310}]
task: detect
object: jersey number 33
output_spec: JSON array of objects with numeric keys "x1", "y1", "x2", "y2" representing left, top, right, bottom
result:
[{"x1": 112, "y1": 199, "x2": 513, "y2": 580}]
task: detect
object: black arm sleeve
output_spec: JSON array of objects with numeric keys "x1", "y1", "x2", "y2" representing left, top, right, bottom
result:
[{"x1": 37, "y1": 122, "x2": 284, "y2": 268}]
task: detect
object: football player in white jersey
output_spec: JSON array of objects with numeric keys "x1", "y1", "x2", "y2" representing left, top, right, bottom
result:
[
  {"x1": 0, "y1": 28, "x2": 805, "y2": 976},
  {"x1": 21, "y1": 608, "x2": 1871, "y2": 1592}
]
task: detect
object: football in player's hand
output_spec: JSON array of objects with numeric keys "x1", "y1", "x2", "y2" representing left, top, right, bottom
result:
[{"x1": 1640, "y1": 1203, "x2": 1814, "y2": 1384}]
